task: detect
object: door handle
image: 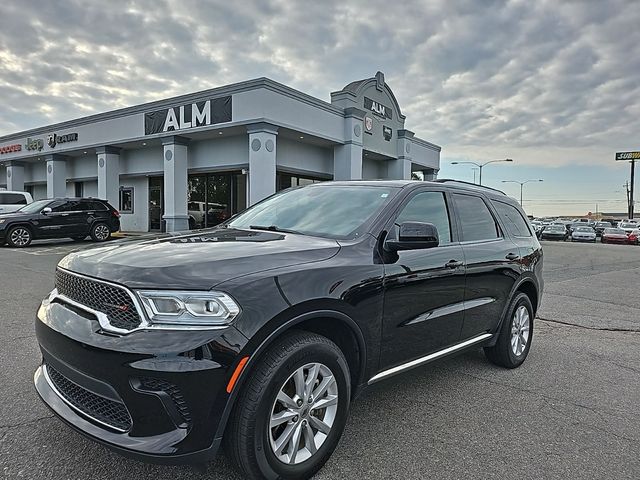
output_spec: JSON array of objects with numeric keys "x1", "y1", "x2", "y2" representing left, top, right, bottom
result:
[
  {"x1": 445, "y1": 260, "x2": 464, "y2": 269},
  {"x1": 505, "y1": 253, "x2": 520, "y2": 261}
]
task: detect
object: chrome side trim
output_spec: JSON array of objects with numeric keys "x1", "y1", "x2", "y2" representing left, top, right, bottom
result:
[
  {"x1": 405, "y1": 297, "x2": 495, "y2": 326},
  {"x1": 368, "y1": 333, "x2": 493, "y2": 385},
  {"x1": 42, "y1": 364, "x2": 129, "y2": 433}
]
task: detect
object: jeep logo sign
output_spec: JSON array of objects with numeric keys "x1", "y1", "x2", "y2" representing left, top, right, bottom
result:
[
  {"x1": 364, "y1": 97, "x2": 392, "y2": 120},
  {"x1": 144, "y1": 96, "x2": 232, "y2": 135}
]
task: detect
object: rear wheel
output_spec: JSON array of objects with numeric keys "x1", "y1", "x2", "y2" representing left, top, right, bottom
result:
[
  {"x1": 484, "y1": 292, "x2": 533, "y2": 368},
  {"x1": 225, "y1": 331, "x2": 351, "y2": 480},
  {"x1": 7, "y1": 226, "x2": 32, "y2": 248},
  {"x1": 90, "y1": 223, "x2": 111, "y2": 242}
]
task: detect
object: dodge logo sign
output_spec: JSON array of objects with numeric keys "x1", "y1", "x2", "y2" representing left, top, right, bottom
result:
[{"x1": 365, "y1": 116, "x2": 373, "y2": 132}]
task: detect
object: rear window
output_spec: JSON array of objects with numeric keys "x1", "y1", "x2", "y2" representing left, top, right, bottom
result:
[
  {"x1": 452, "y1": 193, "x2": 500, "y2": 242},
  {"x1": 0, "y1": 193, "x2": 27, "y2": 205},
  {"x1": 492, "y1": 201, "x2": 532, "y2": 237}
]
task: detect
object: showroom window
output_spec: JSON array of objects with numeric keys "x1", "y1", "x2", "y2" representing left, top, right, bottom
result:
[
  {"x1": 276, "y1": 173, "x2": 326, "y2": 191},
  {"x1": 119, "y1": 187, "x2": 134, "y2": 214},
  {"x1": 187, "y1": 172, "x2": 247, "y2": 229}
]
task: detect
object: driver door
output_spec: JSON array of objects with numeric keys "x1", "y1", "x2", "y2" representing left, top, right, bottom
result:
[{"x1": 380, "y1": 189, "x2": 466, "y2": 370}]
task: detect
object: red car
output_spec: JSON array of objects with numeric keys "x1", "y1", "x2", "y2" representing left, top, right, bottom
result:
[
  {"x1": 629, "y1": 229, "x2": 639, "y2": 245},
  {"x1": 601, "y1": 228, "x2": 631, "y2": 244}
]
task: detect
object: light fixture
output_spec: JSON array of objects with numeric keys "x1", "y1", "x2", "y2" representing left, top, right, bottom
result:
[
  {"x1": 299, "y1": 136, "x2": 304, "y2": 139},
  {"x1": 218, "y1": 131, "x2": 223, "y2": 135},
  {"x1": 142, "y1": 142, "x2": 147, "y2": 146},
  {"x1": 83, "y1": 151, "x2": 88, "y2": 154}
]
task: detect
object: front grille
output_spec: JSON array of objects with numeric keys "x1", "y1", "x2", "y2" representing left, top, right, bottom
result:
[
  {"x1": 55, "y1": 268, "x2": 141, "y2": 331},
  {"x1": 139, "y1": 377, "x2": 192, "y2": 426},
  {"x1": 46, "y1": 365, "x2": 132, "y2": 432}
]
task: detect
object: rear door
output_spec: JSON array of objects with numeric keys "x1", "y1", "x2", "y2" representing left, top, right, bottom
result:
[
  {"x1": 451, "y1": 192, "x2": 522, "y2": 339},
  {"x1": 380, "y1": 188, "x2": 466, "y2": 369}
]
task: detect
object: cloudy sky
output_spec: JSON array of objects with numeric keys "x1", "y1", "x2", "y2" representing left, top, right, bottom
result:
[{"x1": 1, "y1": 0, "x2": 639, "y2": 215}]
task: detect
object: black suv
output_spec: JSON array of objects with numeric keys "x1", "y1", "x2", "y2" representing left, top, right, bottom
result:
[
  {"x1": 33, "y1": 181, "x2": 543, "y2": 479},
  {"x1": 0, "y1": 197, "x2": 120, "y2": 247}
]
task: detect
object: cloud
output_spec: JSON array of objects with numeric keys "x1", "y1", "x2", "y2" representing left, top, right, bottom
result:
[{"x1": 0, "y1": 0, "x2": 639, "y2": 169}]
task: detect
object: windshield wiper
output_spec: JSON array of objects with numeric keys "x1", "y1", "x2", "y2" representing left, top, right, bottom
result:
[{"x1": 249, "y1": 225, "x2": 304, "y2": 235}]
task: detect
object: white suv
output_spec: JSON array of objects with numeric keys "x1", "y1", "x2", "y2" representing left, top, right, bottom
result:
[{"x1": 0, "y1": 191, "x2": 33, "y2": 214}]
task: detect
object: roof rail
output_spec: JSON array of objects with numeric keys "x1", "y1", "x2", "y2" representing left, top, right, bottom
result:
[{"x1": 433, "y1": 179, "x2": 507, "y2": 195}]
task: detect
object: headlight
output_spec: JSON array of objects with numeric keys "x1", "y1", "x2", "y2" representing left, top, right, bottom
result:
[{"x1": 137, "y1": 290, "x2": 240, "y2": 327}]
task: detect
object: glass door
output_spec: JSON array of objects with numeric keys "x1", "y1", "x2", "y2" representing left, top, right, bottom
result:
[{"x1": 148, "y1": 177, "x2": 163, "y2": 231}]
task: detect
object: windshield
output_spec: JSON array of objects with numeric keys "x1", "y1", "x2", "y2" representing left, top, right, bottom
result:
[
  {"x1": 605, "y1": 228, "x2": 625, "y2": 234},
  {"x1": 228, "y1": 185, "x2": 397, "y2": 239},
  {"x1": 619, "y1": 223, "x2": 634, "y2": 228},
  {"x1": 548, "y1": 226, "x2": 564, "y2": 231},
  {"x1": 596, "y1": 222, "x2": 611, "y2": 227},
  {"x1": 17, "y1": 199, "x2": 51, "y2": 214},
  {"x1": 575, "y1": 227, "x2": 593, "y2": 232}
]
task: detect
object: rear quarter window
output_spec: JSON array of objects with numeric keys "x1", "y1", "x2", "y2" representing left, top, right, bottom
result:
[{"x1": 491, "y1": 200, "x2": 532, "y2": 237}]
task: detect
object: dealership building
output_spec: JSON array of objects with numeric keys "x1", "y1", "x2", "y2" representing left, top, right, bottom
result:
[{"x1": 0, "y1": 72, "x2": 440, "y2": 232}]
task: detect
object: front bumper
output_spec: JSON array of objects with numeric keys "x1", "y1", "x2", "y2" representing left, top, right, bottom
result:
[
  {"x1": 572, "y1": 236, "x2": 596, "y2": 242},
  {"x1": 34, "y1": 295, "x2": 248, "y2": 464}
]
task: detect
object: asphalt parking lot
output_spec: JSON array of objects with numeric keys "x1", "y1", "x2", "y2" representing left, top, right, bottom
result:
[{"x1": 1, "y1": 239, "x2": 639, "y2": 479}]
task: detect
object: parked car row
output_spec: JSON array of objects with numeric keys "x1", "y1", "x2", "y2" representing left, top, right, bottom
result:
[{"x1": 532, "y1": 220, "x2": 639, "y2": 245}]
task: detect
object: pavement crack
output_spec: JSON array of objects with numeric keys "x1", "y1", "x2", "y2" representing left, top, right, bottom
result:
[
  {"x1": 537, "y1": 316, "x2": 640, "y2": 333},
  {"x1": 0, "y1": 415, "x2": 54, "y2": 430}
]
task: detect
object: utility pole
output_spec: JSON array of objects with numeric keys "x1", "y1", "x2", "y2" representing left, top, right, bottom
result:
[{"x1": 630, "y1": 160, "x2": 636, "y2": 219}]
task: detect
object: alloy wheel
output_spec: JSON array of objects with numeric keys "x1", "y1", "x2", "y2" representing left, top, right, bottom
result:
[
  {"x1": 10, "y1": 228, "x2": 31, "y2": 247},
  {"x1": 269, "y1": 362, "x2": 338, "y2": 465},
  {"x1": 94, "y1": 224, "x2": 110, "y2": 241},
  {"x1": 511, "y1": 305, "x2": 530, "y2": 356}
]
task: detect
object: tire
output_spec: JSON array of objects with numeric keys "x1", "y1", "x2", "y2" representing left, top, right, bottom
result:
[
  {"x1": 225, "y1": 330, "x2": 351, "y2": 480},
  {"x1": 90, "y1": 222, "x2": 111, "y2": 242},
  {"x1": 6, "y1": 225, "x2": 33, "y2": 248},
  {"x1": 484, "y1": 292, "x2": 534, "y2": 369}
]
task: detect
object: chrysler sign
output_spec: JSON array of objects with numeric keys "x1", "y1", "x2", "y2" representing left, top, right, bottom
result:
[{"x1": 144, "y1": 96, "x2": 232, "y2": 135}]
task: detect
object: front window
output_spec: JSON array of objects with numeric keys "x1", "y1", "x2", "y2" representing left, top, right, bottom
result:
[{"x1": 228, "y1": 185, "x2": 397, "y2": 239}]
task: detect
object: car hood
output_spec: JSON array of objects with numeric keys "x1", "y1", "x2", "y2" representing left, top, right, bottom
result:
[
  {"x1": 58, "y1": 227, "x2": 341, "y2": 290},
  {"x1": 0, "y1": 212, "x2": 27, "y2": 219}
]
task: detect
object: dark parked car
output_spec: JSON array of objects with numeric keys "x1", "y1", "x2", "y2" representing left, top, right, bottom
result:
[
  {"x1": 0, "y1": 197, "x2": 120, "y2": 247},
  {"x1": 33, "y1": 180, "x2": 543, "y2": 479},
  {"x1": 540, "y1": 224, "x2": 568, "y2": 241},
  {"x1": 594, "y1": 221, "x2": 612, "y2": 236}
]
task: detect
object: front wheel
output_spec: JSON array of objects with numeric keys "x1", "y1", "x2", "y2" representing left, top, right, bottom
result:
[
  {"x1": 225, "y1": 331, "x2": 351, "y2": 480},
  {"x1": 90, "y1": 222, "x2": 111, "y2": 242},
  {"x1": 6, "y1": 226, "x2": 33, "y2": 247},
  {"x1": 484, "y1": 292, "x2": 534, "y2": 368}
]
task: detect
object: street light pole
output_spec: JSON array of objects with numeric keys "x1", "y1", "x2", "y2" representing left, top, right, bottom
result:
[
  {"x1": 501, "y1": 179, "x2": 544, "y2": 206},
  {"x1": 450, "y1": 159, "x2": 513, "y2": 185}
]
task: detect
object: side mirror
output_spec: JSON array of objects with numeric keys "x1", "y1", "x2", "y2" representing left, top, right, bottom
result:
[
  {"x1": 385, "y1": 221, "x2": 439, "y2": 252},
  {"x1": 42, "y1": 207, "x2": 52, "y2": 215}
]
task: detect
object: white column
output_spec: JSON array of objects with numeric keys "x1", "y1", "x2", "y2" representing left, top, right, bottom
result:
[
  {"x1": 162, "y1": 136, "x2": 190, "y2": 232},
  {"x1": 6, "y1": 162, "x2": 25, "y2": 191},
  {"x1": 247, "y1": 123, "x2": 278, "y2": 205},
  {"x1": 97, "y1": 146, "x2": 121, "y2": 206},
  {"x1": 45, "y1": 155, "x2": 67, "y2": 198},
  {"x1": 389, "y1": 129, "x2": 413, "y2": 180},
  {"x1": 333, "y1": 107, "x2": 364, "y2": 180}
]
